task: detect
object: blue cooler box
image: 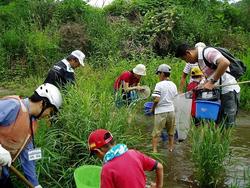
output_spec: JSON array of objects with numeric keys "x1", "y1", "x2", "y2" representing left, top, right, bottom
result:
[{"x1": 195, "y1": 100, "x2": 221, "y2": 121}]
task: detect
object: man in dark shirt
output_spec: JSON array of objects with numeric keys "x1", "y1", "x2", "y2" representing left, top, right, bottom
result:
[{"x1": 44, "y1": 50, "x2": 85, "y2": 88}]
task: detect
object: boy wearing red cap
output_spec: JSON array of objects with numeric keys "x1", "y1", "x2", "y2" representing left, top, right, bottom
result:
[{"x1": 88, "y1": 129, "x2": 164, "y2": 188}]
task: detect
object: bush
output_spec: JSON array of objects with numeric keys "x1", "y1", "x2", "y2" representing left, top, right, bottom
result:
[
  {"x1": 58, "y1": 22, "x2": 89, "y2": 54},
  {"x1": 26, "y1": 30, "x2": 60, "y2": 74}
]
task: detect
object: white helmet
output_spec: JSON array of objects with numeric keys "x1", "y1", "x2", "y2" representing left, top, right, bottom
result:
[
  {"x1": 156, "y1": 64, "x2": 171, "y2": 74},
  {"x1": 195, "y1": 42, "x2": 206, "y2": 48},
  {"x1": 133, "y1": 64, "x2": 146, "y2": 76},
  {"x1": 71, "y1": 50, "x2": 85, "y2": 66},
  {"x1": 35, "y1": 83, "x2": 62, "y2": 110}
]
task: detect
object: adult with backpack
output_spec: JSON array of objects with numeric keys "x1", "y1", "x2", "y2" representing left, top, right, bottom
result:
[
  {"x1": 114, "y1": 64, "x2": 146, "y2": 107},
  {"x1": 175, "y1": 43, "x2": 246, "y2": 128}
]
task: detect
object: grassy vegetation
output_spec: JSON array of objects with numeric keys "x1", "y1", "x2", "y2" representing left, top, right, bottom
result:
[
  {"x1": 0, "y1": 0, "x2": 250, "y2": 187},
  {"x1": 2, "y1": 60, "x2": 175, "y2": 187},
  {"x1": 190, "y1": 123, "x2": 233, "y2": 187}
]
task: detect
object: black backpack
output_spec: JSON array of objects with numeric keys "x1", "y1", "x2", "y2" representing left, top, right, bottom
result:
[{"x1": 202, "y1": 47, "x2": 247, "y2": 80}]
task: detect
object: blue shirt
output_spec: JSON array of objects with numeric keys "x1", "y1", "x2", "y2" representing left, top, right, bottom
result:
[
  {"x1": 0, "y1": 97, "x2": 39, "y2": 186},
  {"x1": 0, "y1": 98, "x2": 20, "y2": 126}
]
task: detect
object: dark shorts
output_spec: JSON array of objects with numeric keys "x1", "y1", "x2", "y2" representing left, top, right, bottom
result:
[{"x1": 217, "y1": 91, "x2": 240, "y2": 128}]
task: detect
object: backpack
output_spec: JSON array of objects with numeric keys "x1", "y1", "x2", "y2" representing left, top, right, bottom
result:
[{"x1": 202, "y1": 47, "x2": 247, "y2": 80}]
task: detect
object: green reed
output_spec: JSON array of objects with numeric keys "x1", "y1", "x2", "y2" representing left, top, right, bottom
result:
[{"x1": 190, "y1": 122, "x2": 233, "y2": 188}]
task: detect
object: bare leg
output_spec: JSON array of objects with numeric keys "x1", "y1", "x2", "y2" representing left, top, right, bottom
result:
[
  {"x1": 168, "y1": 135, "x2": 174, "y2": 152},
  {"x1": 152, "y1": 136, "x2": 159, "y2": 153}
]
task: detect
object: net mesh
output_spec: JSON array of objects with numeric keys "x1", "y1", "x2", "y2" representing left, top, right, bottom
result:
[{"x1": 137, "y1": 85, "x2": 151, "y2": 99}]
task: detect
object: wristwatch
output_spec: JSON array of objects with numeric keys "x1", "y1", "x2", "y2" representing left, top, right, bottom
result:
[{"x1": 209, "y1": 78, "x2": 218, "y2": 84}]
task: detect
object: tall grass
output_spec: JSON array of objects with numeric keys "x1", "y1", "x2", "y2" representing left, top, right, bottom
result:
[
  {"x1": 239, "y1": 49, "x2": 250, "y2": 110},
  {"x1": 190, "y1": 122, "x2": 233, "y2": 187},
  {"x1": 2, "y1": 55, "x2": 247, "y2": 187},
  {"x1": 31, "y1": 61, "x2": 157, "y2": 187},
  {"x1": 30, "y1": 59, "x2": 183, "y2": 187}
]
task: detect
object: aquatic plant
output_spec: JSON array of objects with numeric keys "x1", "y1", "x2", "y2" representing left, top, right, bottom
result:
[{"x1": 190, "y1": 122, "x2": 233, "y2": 187}]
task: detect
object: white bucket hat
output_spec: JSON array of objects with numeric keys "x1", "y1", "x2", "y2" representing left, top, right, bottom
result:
[
  {"x1": 133, "y1": 64, "x2": 146, "y2": 76},
  {"x1": 71, "y1": 50, "x2": 85, "y2": 66}
]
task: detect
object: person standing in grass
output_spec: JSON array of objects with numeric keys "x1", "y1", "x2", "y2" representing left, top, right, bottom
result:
[
  {"x1": 178, "y1": 42, "x2": 206, "y2": 93},
  {"x1": 187, "y1": 67, "x2": 205, "y2": 126},
  {"x1": 114, "y1": 64, "x2": 146, "y2": 106},
  {"x1": 151, "y1": 64, "x2": 178, "y2": 153},
  {"x1": 88, "y1": 129, "x2": 164, "y2": 188},
  {"x1": 175, "y1": 43, "x2": 240, "y2": 128},
  {"x1": 0, "y1": 83, "x2": 62, "y2": 188},
  {"x1": 44, "y1": 50, "x2": 85, "y2": 88}
]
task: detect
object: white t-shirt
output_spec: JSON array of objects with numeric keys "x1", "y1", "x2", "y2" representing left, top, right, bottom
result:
[
  {"x1": 197, "y1": 47, "x2": 240, "y2": 94},
  {"x1": 152, "y1": 80, "x2": 178, "y2": 114},
  {"x1": 183, "y1": 63, "x2": 199, "y2": 83}
]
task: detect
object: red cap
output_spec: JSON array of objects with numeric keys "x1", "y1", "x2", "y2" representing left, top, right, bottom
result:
[{"x1": 88, "y1": 129, "x2": 113, "y2": 151}]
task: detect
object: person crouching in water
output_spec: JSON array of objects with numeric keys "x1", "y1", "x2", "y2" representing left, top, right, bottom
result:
[
  {"x1": 151, "y1": 64, "x2": 178, "y2": 153},
  {"x1": 88, "y1": 129, "x2": 164, "y2": 188},
  {"x1": 114, "y1": 64, "x2": 146, "y2": 106},
  {"x1": 187, "y1": 67, "x2": 205, "y2": 127}
]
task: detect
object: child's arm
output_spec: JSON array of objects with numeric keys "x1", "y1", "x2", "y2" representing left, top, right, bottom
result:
[
  {"x1": 154, "y1": 162, "x2": 163, "y2": 188},
  {"x1": 151, "y1": 97, "x2": 159, "y2": 114},
  {"x1": 123, "y1": 82, "x2": 142, "y2": 92}
]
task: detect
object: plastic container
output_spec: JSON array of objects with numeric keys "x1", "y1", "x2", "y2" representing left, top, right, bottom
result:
[
  {"x1": 196, "y1": 89, "x2": 220, "y2": 101},
  {"x1": 74, "y1": 165, "x2": 101, "y2": 188},
  {"x1": 195, "y1": 100, "x2": 221, "y2": 121},
  {"x1": 144, "y1": 102, "x2": 154, "y2": 116}
]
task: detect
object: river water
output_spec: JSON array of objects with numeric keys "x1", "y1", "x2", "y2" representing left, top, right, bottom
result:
[{"x1": 135, "y1": 110, "x2": 250, "y2": 188}]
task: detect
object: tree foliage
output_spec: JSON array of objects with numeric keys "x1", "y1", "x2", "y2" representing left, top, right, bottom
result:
[{"x1": 0, "y1": 0, "x2": 249, "y2": 79}]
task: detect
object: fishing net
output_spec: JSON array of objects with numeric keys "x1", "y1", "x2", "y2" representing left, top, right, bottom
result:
[{"x1": 137, "y1": 85, "x2": 151, "y2": 99}]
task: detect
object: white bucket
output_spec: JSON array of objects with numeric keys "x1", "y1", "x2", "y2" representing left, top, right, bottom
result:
[{"x1": 174, "y1": 94, "x2": 192, "y2": 140}]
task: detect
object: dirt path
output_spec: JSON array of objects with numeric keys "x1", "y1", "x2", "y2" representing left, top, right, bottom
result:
[{"x1": 0, "y1": 87, "x2": 14, "y2": 97}]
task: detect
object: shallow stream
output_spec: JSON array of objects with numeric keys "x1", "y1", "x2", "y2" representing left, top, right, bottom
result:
[{"x1": 136, "y1": 110, "x2": 250, "y2": 188}]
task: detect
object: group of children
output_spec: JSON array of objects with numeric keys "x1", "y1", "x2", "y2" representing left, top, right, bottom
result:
[{"x1": 88, "y1": 61, "x2": 206, "y2": 188}]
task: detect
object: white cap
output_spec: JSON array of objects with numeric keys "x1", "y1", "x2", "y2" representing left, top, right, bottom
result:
[
  {"x1": 195, "y1": 42, "x2": 206, "y2": 48},
  {"x1": 156, "y1": 64, "x2": 171, "y2": 74},
  {"x1": 133, "y1": 64, "x2": 146, "y2": 76},
  {"x1": 71, "y1": 50, "x2": 85, "y2": 66}
]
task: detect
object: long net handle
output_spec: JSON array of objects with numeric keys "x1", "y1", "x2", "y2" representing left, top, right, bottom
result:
[
  {"x1": 9, "y1": 165, "x2": 34, "y2": 188},
  {"x1": 180, "y1": 80, "x2": 250, "y2": 98},
  {"x1": 216, "y1": 80, "x2": 250, "y2": 88}
]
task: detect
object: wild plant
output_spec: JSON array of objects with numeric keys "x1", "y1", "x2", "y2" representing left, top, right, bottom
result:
[{"x1": 190, "y1": 121, "x2": 233, "y2": 187}]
